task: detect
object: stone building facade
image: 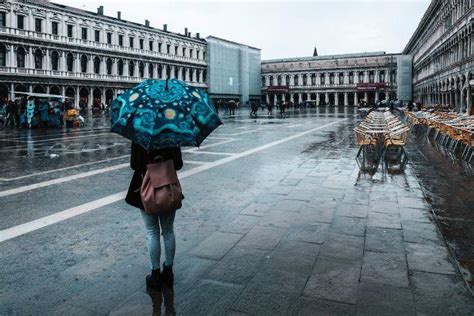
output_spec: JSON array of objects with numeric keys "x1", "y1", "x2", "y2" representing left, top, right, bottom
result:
[
  {"x1": 0, "y1": 0, "x2": 207, "y2": 106},
  {"x1": 261, "y1": 52, "x2": 400, "y2": 106},
  {"x1": 403, "y1": 0, "x2": 473, "y2": 113}
]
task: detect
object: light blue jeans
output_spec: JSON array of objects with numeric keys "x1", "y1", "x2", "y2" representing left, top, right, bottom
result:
[{"x1": 140, "y1": 210, "x2": 176, "y2": 270}]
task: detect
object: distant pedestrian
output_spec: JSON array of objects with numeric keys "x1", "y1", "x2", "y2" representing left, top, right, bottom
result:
[
  {"x1": 126, "y1": 143, "x2": 183, "y2": 315},
  {"x1": 279, "y1": 101, "x2": 286, "y2": 118}
]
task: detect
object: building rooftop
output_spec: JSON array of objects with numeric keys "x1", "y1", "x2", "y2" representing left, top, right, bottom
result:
[
  {"x1": 207, "y1": 36, "x2": 261, "y2": 51},
  {"x1": 262, "y1": 51, "x2": 400, "y2": 63},
  {"x1": 41, "y1": 1, "x2": 206, "y2": 43}
]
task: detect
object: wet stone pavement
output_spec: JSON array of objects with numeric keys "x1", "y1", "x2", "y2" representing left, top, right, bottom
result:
[{"x1": 0, "y1": 107, "x2": 473, "y2": 315}]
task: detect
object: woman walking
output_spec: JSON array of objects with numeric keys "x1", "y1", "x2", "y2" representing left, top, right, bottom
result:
[{"x1": 126, "y1": 142, "x2": 183, "y2": 315}]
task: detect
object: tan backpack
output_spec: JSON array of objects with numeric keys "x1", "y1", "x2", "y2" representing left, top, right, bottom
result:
[{"x1": 140, "y1": 159, "x2": 183, "y2": 214}]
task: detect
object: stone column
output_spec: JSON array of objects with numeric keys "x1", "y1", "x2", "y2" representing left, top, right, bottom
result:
[
  {"x1": 199, "y1": 69, "x2": 204, "y2": 83},
  {"x1": 325, "y1": 73, "x2": 330, "y2": 86},
  {"x1": 466, "y1": 85, "x2": 472, "y2": 114},
  {"x1": 282, "y1": 75, "x2": 287, "y2": 86},
  {"x1": 375, "y1": 70, "x2": 380, "y2": 83},
  {"x1": 354, "y1": 93, "x2": 358, "y2": 105},
  {"x1": 375, "y1": 91, "x2": 379, "y2": 102},
  {"x1": 266, "y1": 76, "x2": 270, "y2": 86},
  {"x1": 10, "y1": 83, "x2": 15, "y2": 100},
  {"x1": 89, "y1": 88, "x2": 93, "y2": 107},
  {"x1": 459, "y1": 88, "x2": 464, "y2": 113},
  {"x1": 265, "y1": 94, "x2": 269, "y2": 104},
  {"x1": 344, "y1": 92, "x2": 349, "y2": 106},
  {"x1": 298, "y1": 74, "x2": 303, "y2": 86},
  {"x1": 364, "y1": 92, "x2": 368, "y2": 103},
  {"x1": 123, "y1": 61, "x2": 129, "y2": 78},
  {"x1": 316, "y1": 74, "x2": 321, "y2": 86},
  {"x1": 75, "y1": 87, "x2": 80, "y2": 107},
  {"x1": 112, "y1": 59, "x2": 118, "y2": 76},
  {"x1": 273, "y1": 95, "x2": 277, "y2": 106},
  {"x1": 334, "y1": 73, "x2": 339, "y2": 86},
  {"x1": 8, "y1": 45, "x2": 15, "y2": 68},
  {"x1": 290, "y1": 94, "x2": 294, "y2": 103},
  {"x1": 316, "y1": 93, "x2": 320, "y2": 106},
  {"x1": 144, "y1": 62, "x2": 149, "y2": 79},
  {"x1": 161, "y1": 66, "x2": 166, "y2": 79},
  {"x1": 170, "y1": 66, "x2": 176, "y2": 79},
  {"x1": 101, "y1": 89, "x2": 106, "y2": 105},
  {"x1": 364, "y1": 71, "x2": 369, "y2": 83},
  {"x1": 335, "y1": 93, "x2": 339, "y2": 106},
  {"x1": 325, "y1": 92, "x2": 329, "y2": 105},
  {"x1": 290, "y1": 76, "x2": 295, "y2": 86}
]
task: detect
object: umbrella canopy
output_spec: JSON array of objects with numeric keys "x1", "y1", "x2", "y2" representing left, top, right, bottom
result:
[{"x1": 110, "y1": 79, "x2": 222, "y2": 151}]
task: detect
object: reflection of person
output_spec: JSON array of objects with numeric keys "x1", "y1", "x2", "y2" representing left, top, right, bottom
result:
[
  {"x1": 63, "y1": 105, "x2": 78, "y2": 128},
  {"x1": 126, "y1": 143, "x2": 183, "y2": 315}
]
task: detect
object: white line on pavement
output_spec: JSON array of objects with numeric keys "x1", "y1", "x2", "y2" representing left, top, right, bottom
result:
[
  {"x1": 185, "y1": 151, "x2": 235, "y2": 156},
  {"x1": 183, "y1": 160, "x2": 208, "y2": 165},
  {"x1": 0, "y1": 119, "x2": 346, "y2": 243},
  {"x1": 0, "y1": 155, "x2": 130, "y2": 182},
  {"x1": 0, "y1": 163, "x2": 129, "y2": 198}
]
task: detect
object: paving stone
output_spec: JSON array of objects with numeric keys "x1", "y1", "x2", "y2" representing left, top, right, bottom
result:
[
  {"x1": 367, "y1": 212, "x2": 401, "y2": 230},
  {"x1": 329, "y1": 216, "x2": 367, "y2": 237},
  {"x1": 398, "y1": 207, "x2": 432, "y2": 223},
  {"x1": 368, "y1": 200, "x2": 399, "y2": 214},
  {"x1": 176, "y1": 279, "x2": 243, "y2": 315},
  {"x1": 322, "y1": 179, "x2": 349, "y2": 189},
  {"x1": 262, "y1": 251, "x2": 316, "y2": 276},
  {"x1": 272, "y1": 199, "x2": 308, "y2": 213},
  {"x1": 289, "y1": 297, "x2": 356, "y2": 315},
  {"x1": 397, "y1": 197, "x2": 429, "y2": 209},
  {"x1": 360, "y1": 251, "x2": 409, "y2": 288},
  {"x1": 280, "y1": 178, "x2": 302, "y2": 186},
  {"x1": 319, "y1": 233, "x2": 364, "y2": 262},
  {"x1": 109, "y1": 290, "x2": 152, "y2": 316},
  {"x1": 286, "y1": 223, "x2": 330, "y2": 244},
  {"x1": 365, "y1": 227, "x2": 405, "y2": 254},
  {"x1": 268, "y1": 185, "x2": 292, "y2": 195},
  {"x1": 204, "y1": 247, "x2": 268, "y2": 284},
  {"x1": 239, "y1": 202, "x2": 271, "y2": 217},
  {"x1": 406, "y1": 243, "x2": 456, "y2": 275},
  {"x1": 259, "y1": 210, "x2": 304, "y2": 228},
  {"x1": 356, "y1": 283, "x2": 415, "y2": 315},
  {"x1": 219, "y1": 215, "x2": 260, "y2": 235},
  {"x1": 287, "y1": 189, "x2": 314, "y2": 201},
  {"x1": 402, "y1": 220, "x2": 442, "y2": 244},
  {"x1": 299, "y1": 207, "x2": 335, "y2": 224},
  {"x1": 303, "y1": 258, "x2": 361, "y2": 305},
  {"x1": 410, "y1": 271, "x2": 474, "y2": 315},
  {"x1": 341, "y1": 193, "x2": 370, "y2": 206},
  {"x1": 246, "y1": 268, "x2": 309, "y2": 294},
  {"x1": 191, "y1": 231, "x2": 243, "y2": 260},
  {"x1": 238, "y1": 226, "x2": 287, "y2": 250},
  {"x1": 369, "y1": 191, "x2": 398, "y2": 202},
  {"x1": 232, "y1": 287, "x2": 298, "y2": 315},
  {"x1": 335, "y1": 203, "x2": 368, "y2": 219},
  {"x1": 274, "y1": 239, "x2": 321, "y2": 259},
  {"x1": 310, "y1": 187, "x2": 345, "y2": 200}
]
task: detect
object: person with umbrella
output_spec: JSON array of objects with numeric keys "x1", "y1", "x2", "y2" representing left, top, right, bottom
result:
[{"x1": 111, "y1": 79, "x2": 221, "y2": 315}]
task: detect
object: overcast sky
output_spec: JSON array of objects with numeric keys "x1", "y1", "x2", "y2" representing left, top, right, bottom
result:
[{"x1": 56, "y1": 0, "x2": 431, "y2": 60}]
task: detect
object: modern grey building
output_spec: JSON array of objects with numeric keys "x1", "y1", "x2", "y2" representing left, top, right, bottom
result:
[{"x1": 206, "y1": 36, "x2": 261, "y2": 103}]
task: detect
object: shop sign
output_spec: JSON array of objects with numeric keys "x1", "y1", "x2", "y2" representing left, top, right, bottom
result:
[
  {"x1": 356, "y1": 83, "x2": 387, "y2": 91},
  {"x1": 267, "y1": 86, "x2": 290, "y2": 93}
]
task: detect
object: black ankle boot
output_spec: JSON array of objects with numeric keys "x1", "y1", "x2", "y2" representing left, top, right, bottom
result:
[
  {"x1": 146, "y1": 269, "x2": 162, "y2": 291},
  {"x1": 161, "y1": 264, "x2": 174, "y2": 288}
]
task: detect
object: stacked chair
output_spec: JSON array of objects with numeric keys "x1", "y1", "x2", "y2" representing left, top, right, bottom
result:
[
  {"x1": 354, "y1": 111, "x2": 410, "y2": 173},
  {"x1": 406, "y1": 111, "x2": 473, "y2": 163}
]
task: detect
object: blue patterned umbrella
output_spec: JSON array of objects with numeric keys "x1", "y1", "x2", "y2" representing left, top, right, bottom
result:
[{"x1": 110, "y1": 79, "x2": 222, "y2": 151}]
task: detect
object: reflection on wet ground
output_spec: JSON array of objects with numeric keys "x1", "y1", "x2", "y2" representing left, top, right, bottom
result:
[{"x1": 406, "y1": 129, "x2": 474, "y2": 290}]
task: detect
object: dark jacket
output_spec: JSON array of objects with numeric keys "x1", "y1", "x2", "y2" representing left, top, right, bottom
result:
[{"x1": 125, "y1": 143, "x2": 183, "y2": 210}]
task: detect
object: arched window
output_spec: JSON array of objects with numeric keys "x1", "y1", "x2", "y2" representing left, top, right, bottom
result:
[
  {"x1": 51, "y1": 51, "x2": 59, "y2": 71},
  {"x1": 34, "y1": 49, "x2": 43, "y2": 69},
  {"x1": 270, "y1": 76, "x2": 274, "y2": 86},
  {"x1": 329, "y1": 73, "x2": 334, "y2": 85},
  {"x1": 139, "y1": 62, "x2": 144, "y2": 78},
  {"x1": 129, "y1": 61, "x2": 135, "y2": 77},
  {"x1": 93, "y1": 57, "x2": 100, "y2": 74},
  {"x1": 277, "y1": 75, "x2": 282, "y2": 86},
  {"x1": 118, "y1": 59, "x2": 124, "y2": 76},
  {"x1": 166, "y1": 65, "x2": 171, "y2": 78},
  {"x1": 339, "y1": 73, "x2": 344, "y2": 84},
  {"x1": 106, "y1": 58, "x2": 112, "y2": 75},
  {"x1": 303, "y1": 74, "x2": 308, "y2": 85},
  {"x1": 349, "y1": 72, "x2": 354, "y2": 84},
  {"x1": 148, "y1": 63, "x2": 154, "y2": 78},
  {"x1": 17, "y1": 47, "x2": 26, "y2": 68},
  {"x1": 80, "y1": 55, "x2": 88, "y2": 73},
  {"x1": 66, "y1": 53, "x2": 74, "y2": 72},
  {"x1": 0, "y1": 44, "x2": 6, "y2": 67}
]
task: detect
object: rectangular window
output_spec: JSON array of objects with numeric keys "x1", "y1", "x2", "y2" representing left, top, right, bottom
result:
[
  {"x1": 81, "y1": 27, "x2": 88, "y2": 40},
  {"x1": 158, "y1": 43, "x2": 162, "y2": 52},
  {"x1": 129, "y1": 37, "x2": 134, "y2": 48},
  {"x1": 51, "y1": 22, "x2": 58, "y2": 35},
  {"x1": 118, "y1": 35, "x2": 123, "y2": 46},
  {"x1": 17, "y1": 15, "x2": 25, "y2": 30},
  {"x1": 35, "y1": 18, "x2": 42, "y2": 32},
  {"x1": 139, "y1": 39, "x2": 144, "y2": 50},
  {"x1": 95, "y1": 30, "x2": 100, "y2": 42},
  {"x1": 167, "y1": 44, "x2": 170, "y2": 54},
  {"x1": 0, "y1": 48, "x2": 5, "y2": 66},
  {"x1": 174, "y1": 46, "x2": 178, "y2": 55},
  {"x1": 107, "y1": 32, "x2": 112, "y2": 44},
  {"x1": 203, "y1": 52, "x2": 206, "y2": 60},
  {"x1": 0, "y1": 12, "x2": 6, "y2": 27},
  {"x1": 67, "y1": 24, "x2": 73, "y2": 38},
  {"x1": 149, "y1": 41, "x2": 153, "y2": 51}
]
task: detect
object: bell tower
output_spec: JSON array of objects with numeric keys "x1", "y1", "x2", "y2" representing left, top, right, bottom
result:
[{"x1": 313, "y1": 45, "x2": 318, "y2": 57}]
